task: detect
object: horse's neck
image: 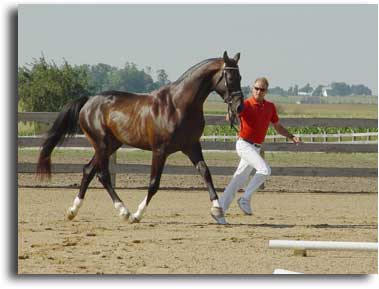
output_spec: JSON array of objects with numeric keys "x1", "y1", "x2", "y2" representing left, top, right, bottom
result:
[{"x1": 173, "y1": 66, "x2": 219, "y2": 114}]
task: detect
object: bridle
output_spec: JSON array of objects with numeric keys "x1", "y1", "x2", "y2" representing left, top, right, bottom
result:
[{"x1": 215, "y1": 64, "x2": 243, "y2": 132}]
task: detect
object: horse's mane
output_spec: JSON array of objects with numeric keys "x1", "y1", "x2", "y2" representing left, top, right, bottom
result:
[
  {"x1": 99, "y1": 90, "x2": 146, "y2": 98},
  {"x1": 172, "y1": 58, "x2": 219, "y2": 85},
  {"x1": 99, "y1": 90, "x2": 131, "y2": 96}
]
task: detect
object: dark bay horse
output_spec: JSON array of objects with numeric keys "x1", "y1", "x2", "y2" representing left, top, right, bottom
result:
[{"x1": 37, "y1": 51, "x2": 244, "y2": 224}]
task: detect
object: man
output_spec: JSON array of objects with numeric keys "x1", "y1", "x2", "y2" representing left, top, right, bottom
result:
[{"x1": 220, "y1": 77, "x2": 300, "y2": 215}]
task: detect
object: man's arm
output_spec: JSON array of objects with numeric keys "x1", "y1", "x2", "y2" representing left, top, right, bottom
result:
[{"x1": 273, "y1": 122, "x2": 300, "y2": 144}]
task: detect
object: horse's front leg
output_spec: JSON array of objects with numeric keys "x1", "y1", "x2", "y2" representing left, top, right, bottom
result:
[
  {"x1": 182, "y1": 143, "x2": 227, "y2": 224},
  {"x1": 129, "y1": 148, "x2": 167, "y2": 223}
]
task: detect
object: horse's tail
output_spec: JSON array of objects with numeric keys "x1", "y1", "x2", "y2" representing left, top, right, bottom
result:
[{"x1": 36, "y1": 96, "x2": 89, "y2": 179}]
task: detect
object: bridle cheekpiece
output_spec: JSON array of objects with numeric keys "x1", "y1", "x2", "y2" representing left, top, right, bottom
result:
[{"x1": 215, "y1": 63, "x2": 243, "y2": 132}]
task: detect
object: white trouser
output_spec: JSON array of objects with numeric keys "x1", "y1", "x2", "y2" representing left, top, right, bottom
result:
[{"x1": 220, "y1": 139, "x2": 271, "y2": 212}]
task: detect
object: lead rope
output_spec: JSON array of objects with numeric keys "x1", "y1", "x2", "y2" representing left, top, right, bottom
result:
[{"x1": 227, "y1": 104, "x2": 240, "y2": 133}]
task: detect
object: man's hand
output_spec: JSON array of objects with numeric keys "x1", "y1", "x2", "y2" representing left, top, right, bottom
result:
[
  {"x1": 273, "y1": 122, "x2": 302, "y2": 145},
  {"x1": 290, "y1": 135, "x2": 301, "y2": 145},
  {"x1": 225, "y1": 113, "x2": 230, "y2": 122}
]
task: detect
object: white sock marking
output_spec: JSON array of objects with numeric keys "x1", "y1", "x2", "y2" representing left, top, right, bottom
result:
[
  {"x1": 134, "y1": 196, "x2": 148, "y2": 220},
  {"x1": 69, "y1": 197, "x2": 83, "y2": 215},
  {"x1": 114, "y1": 201, "x2": 129, "y2": 216},
  {"x1": 212, "y1": 199, "x2": 220, "y2": 208}
]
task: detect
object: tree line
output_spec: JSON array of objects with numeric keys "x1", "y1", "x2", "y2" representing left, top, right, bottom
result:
[
  {"x1": 18, "y1": 57, "x2": 373, "y2": 112},
  {"x1": 18, "y1": 57, "x2": 170, "y2": 112},
  {"x1": 268, "y1": 82, "x2": 372, "y2": 97}
]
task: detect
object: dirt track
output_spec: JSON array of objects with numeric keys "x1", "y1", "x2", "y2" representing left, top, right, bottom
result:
[{"x1": 18, "y1": 186, "x2": 377, "y2": 274}]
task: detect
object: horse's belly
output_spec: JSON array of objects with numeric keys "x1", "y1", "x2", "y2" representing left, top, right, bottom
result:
[
  {"x1": 108, "y1": 113, "x2": 174, "y2": 150},
  {"x1": 113, "y1": 127, "x2": 152, "y2": 150},
  {"x1": 107, "y1": 111, "x2": 151, "y2": 148}
]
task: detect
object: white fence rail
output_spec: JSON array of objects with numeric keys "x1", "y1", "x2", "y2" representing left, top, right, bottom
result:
[
  {"x1": 269, "y1": 239, "x2": 378, "y2": 256},
  {"x1": 202, "y1": 132, "x2": 378, "y2": 143},
  {"x1": 273, "y1": 269, "x2": 303, "y2": 274}
]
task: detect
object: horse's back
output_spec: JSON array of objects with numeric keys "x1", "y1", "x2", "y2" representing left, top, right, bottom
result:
[
  {"x1": 99, "y1": 90, "x2": 150, "y2": 101},
  {"x1": 80, "y1": 92, "x2": 154, "y2": 149},
  {"x1": 81, "y1": 91, "x2": 151, "y2": 112}
]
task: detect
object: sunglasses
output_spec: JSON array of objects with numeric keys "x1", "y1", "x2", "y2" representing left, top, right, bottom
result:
[{"x1": 254, "y1": 86, "x2": 266, "y2": 92}]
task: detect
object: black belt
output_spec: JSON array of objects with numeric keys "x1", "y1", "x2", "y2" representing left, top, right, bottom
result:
[{"x1": 239, "y1": 137, "x2": 261, "y2": 148}]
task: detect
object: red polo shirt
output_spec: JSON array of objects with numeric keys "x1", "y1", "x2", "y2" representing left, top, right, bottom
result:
[{"x1": 239, "y1": 97, "x2": 279, "y2": 144}]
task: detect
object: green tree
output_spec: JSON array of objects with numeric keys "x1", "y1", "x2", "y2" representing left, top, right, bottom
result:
[
  {"x1": 350, "y1": 84, "x2": 372, "y2": 95},
  {"x1": 87, "y1": 63, "x2": 117, "y2": 94},
  {"x1": 268, "y1": 86, "x2": 287, "y2": 96},
  {"x1": 330, "y1": 82, "x2": 351, "y2": 96},
  {"x1": 18, "y1": 57, "x2": 91, "y2": 112},
  {"x1": 109, "y1": 62, "x2": 155, "y2": 92},
  {"x1": 241, "y1": 86, "x2": 251, "y2": 98},
  {"x1": 156, "y1": 69, "x2": 170, "y2": 87},
  {"x1": 299, "y1": 83, "x2": 313, "y2": 93},
  {"x1": 294, "y1": 85, "x2": 299, "y2": 96},
  {"x1": 312, "y1": 85, "x2": 323, "y2": 96}
]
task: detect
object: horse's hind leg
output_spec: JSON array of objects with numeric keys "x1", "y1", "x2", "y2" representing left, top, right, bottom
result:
[
  {"x1": 96, "y1": 145, "x2": 130, "y2": 220},
  {"x1": 67, "y1": 137, "x2": 127, "y2": 220},
  {"x1": 130, "y1": 149, "x2": 167, "y2": 223},
  {"x1": 67, "y1": 156, "x2": 97, "y2": 220}
]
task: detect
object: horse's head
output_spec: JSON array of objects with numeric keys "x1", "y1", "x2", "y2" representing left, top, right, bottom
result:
[{"x1": 214, "y1": 51, "x2": 244, "y2": 127}]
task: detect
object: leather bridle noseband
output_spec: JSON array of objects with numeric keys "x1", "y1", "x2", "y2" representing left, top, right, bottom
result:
[{"x1": 215, "y1": 64, "x2": 243, "y2": 132}]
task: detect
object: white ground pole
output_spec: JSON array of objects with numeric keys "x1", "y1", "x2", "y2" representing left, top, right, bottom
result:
[
  {"x1": 273, "y1": 269, "x2": 303, "y2": 274},
  {"x1": 269, "y1": 240, "x2": 378, "y2": 256}
]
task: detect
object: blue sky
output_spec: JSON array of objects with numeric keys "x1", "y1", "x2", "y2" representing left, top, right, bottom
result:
[{"x1": 18, "y1": 4, "x2": 378, "y2": 93}]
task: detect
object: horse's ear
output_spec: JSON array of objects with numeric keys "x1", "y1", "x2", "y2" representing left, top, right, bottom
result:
[
  {"x1": 233, "y1": 53, "x2": 241, "y2": 63},
  {"x1": 223, "y1": 51, "x2": 229, "y2": 62}
]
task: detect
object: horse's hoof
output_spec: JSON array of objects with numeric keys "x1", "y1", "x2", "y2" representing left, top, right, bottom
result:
[
  {"x1": 119, "y1": 211, "x2": 130, "y2": 221},
  {"x1": 210, "y1": 207, "x2": 228, "y2": 225},
  {"x1": 129, "y1": 214, "x2": 141, "y2": 224},
  {"x1": 66, "y1": 208, "x2": 76, "y2": 221}
]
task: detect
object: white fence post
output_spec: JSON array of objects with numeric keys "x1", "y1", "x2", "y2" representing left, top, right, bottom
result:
[{"x1": 367, "y1": 129, "x2": 370, "y2": 142}]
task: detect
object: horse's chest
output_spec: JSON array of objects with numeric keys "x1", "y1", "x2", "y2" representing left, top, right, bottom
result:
[{"x1": 175, "y1": 116, "x2": 205, "y2": 142}]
